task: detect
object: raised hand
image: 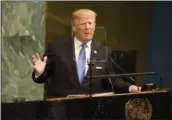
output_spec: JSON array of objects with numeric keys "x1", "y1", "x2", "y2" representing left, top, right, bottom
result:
[{"x1": 32, "y1": 53, "x2": 47, "y2": 75}]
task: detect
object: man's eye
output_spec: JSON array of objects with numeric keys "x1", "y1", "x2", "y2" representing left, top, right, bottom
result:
[
  {"x1": 80, "y1": 23, "x2": 85, "y2": 25},
  {"x1": 88, "y1": 22, "x2": 92, "y2": 25}
]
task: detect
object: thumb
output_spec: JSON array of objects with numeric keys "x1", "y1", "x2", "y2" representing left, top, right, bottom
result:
[{"x1": 43, "y1": 56, "x2": 48, "y2": 63}]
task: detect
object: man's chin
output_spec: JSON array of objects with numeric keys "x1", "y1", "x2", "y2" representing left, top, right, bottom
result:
[
  {"x1": 83, "y1": 39, "x2": 92, "y2": 43},
  {"x1": 78, "y1": 36, "x2": 93, "y2": 43},
  {"x1": 84, "y1": 36, "x2": 93, "y2": 41}
]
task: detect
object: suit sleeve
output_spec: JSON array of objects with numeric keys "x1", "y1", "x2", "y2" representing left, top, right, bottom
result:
[
  {"x1": 32, "y1": 43, "x2": 54, "y2": 84},
  {"x1": 104, "y1": 49, "x2": 131, "y2": 93}
]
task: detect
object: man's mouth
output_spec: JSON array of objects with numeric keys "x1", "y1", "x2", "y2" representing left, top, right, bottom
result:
[{"x1": 84, "y1": 33, "x2": 90, "y2": 35}]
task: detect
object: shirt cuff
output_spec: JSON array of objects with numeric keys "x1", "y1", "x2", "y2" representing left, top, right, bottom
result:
[
  {"x1": 129, "y1": 85, "x2": 133, "y2": 92},
  {"x1": 35, "y1": 72, "x2": 42, "y2": 78},
  {"x1": 129, "y1": 85, "x2": 140, "y2": 92}
]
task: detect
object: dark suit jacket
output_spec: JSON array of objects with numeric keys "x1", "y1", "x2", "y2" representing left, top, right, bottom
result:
[{"x1": 32, "y1": 37, "x2": 131, "y2": 98}]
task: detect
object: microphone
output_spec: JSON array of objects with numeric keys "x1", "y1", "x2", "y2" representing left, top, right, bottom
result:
[{"x1": 110, "y1": 56, "x2": 136, "y2": 83}]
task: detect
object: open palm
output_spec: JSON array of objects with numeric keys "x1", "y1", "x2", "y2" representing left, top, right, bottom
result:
[{"x1": 32, "y1": 53, "x2": 47, "y2": 75}]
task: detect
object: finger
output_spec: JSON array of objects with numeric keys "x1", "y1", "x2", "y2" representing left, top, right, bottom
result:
[
  {"x1": 35, "y1": 53, "x2": 41, "y2": 60},
  {"x1": 32, "y1": 59, "x2": 36, "y2": 65},
  {"x1": 32, "y1": 55, "x2": 37, "y2": 64},
  {"x1": 32, "y1": 64, "x2": 35, "y2": 68},
  {"x1": 43, "y1": 56, "x2": 48, "y2": 63},
  {"x1": 32, "y1": 54, "x2": 37, "y2": 60},
  {"x1": 32, "y1": 65, "x2": 37, "y2": 70}
]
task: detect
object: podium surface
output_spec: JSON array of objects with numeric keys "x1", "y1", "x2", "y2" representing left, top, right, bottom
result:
[{"x1": 2, "y1": 90, "x2": 172, "y2": 120}]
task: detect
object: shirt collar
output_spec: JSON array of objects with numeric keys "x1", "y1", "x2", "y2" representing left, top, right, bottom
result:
[{"x1": 74, "y1": 36, "x2": 92, "y2": 49}]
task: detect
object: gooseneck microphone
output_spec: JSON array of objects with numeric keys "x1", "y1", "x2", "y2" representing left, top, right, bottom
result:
[{"x1": 109, "y1": 56, "x2": 136, "y2": 83}]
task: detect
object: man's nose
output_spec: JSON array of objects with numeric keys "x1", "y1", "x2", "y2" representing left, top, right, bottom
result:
[{"x1": 85, "y1": 23, "x2": 90, "y2": 29}]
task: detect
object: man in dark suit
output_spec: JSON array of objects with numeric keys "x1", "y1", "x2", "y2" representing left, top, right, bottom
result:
[{"x1": 32, "y1": 9, "x2": 139, "y2": 98}]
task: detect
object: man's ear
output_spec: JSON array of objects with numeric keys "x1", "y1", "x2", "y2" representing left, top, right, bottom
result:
[
  {"x1": 72, "y1": 26, "x2": 76, "y2": 36},
  {"x1": 72, "y1": 25, "x2": 76, "y2": 33},
  {"x1": 94, "y1": 22, "x2": 96, "y2": 27},
  {"x1": 71, "y1": 21, "x2": 76, "y2": 32},
  {"x1": 72, "y1": 26, "x2": 76, "y2": 32},
  {"x1": 71, "y1": 27, "x2": 75, "y2": 36}
]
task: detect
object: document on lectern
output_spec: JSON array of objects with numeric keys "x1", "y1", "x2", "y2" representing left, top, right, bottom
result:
[
  {"x1": 67, "y1": 92, "x2": 114, "y2": 98},
  {"x1": 92, "y1": 92, "x2": 114, "y2": 97},
  {"x1": 67, "y1": 94, "x2": 87, "y2": 98}
]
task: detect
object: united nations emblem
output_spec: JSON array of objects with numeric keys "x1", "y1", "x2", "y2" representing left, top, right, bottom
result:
[{"x1": 125, "y1": 98, "x2": 152, "y2": 120}]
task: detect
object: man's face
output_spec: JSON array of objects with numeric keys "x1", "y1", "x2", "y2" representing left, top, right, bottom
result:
[{"x1": 72, "y1": 15, "x2": 96, "y2": 43}]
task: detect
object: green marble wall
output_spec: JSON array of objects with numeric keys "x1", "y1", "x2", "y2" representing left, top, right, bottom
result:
[{"x1": 2, "y1": 1, "x2": 46, "y2": 102}]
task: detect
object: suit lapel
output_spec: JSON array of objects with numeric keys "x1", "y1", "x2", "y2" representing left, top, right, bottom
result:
[
  {"x1": 64, "y1": 37, "x2": 81, "y2": 86},
  {"x1": 87, "y1": 40, "x2": 98, "y2": 75},
  {"x1": 90, "y1": 40, "x2": 97, "y2": 64}
]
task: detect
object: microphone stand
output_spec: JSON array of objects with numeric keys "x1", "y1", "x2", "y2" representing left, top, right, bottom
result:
[
  {"x1": 87, "y1": 60, "x2": 95, "y2": 98},
  {"x1": 86, "y1": 72, "x2": 163, "y2": 90},
  {"x1": 110, "y1": 57, "x2": 136, "y2": 84},
  {"x1": 110, "y1": 57, "x2": 164, "y2": 90},
  {"x1": 86, "y1": 72, "x2": 159, "y2": 79},
  {"x1": 159, "y1": 75, "x2": 163, "y2": 90},
  {"x1": 87, "y1": 59, "x2": 113, "y2": 98}
]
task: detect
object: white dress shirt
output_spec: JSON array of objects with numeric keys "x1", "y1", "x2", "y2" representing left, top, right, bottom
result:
[{"x1": 74, "y1": 37, "x2": 92, "y2": 75}]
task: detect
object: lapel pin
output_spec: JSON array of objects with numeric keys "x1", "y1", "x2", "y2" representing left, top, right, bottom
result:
[{"x1": 94, "y1": 50, "x2": 97, "y2": 54}]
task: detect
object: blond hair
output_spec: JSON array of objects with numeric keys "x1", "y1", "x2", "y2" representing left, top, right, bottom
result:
[
  {"x1": 72, "y1": 9, "x2": 97, "y2": 22},
  {"x1": 71, "y1": 9, "x2": 97, "y2": 36}
]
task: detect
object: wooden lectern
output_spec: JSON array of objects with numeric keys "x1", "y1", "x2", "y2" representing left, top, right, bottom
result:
[{"x1": 2, "y1": 90, "x2": 172, "y2": 120}]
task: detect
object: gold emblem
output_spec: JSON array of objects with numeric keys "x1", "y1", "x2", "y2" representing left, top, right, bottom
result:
[{"x1": 125, "y1": 98, "x2": 152, "y2": 120}]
